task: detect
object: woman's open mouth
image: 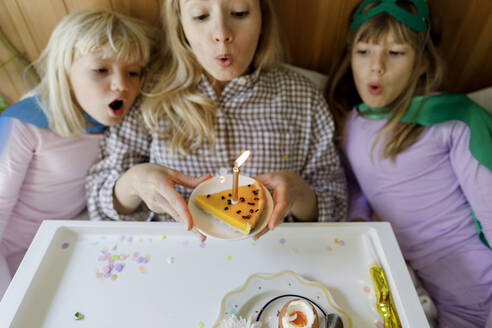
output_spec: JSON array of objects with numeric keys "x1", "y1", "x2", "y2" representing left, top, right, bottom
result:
[{"x1": 216, "y1": 54, "x2": 233, "y2": 67}]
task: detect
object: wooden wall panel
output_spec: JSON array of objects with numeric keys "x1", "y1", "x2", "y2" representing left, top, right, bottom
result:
[
  {"x1": 273, "y1": 0, "x2": 360, "y2": 73},
  {"x1": 0, "y1": 0, "x2": 41, "y2": 102},
  {"x1": 110, "y1": 0, "x2": 161, "y2": 24},
  {"x1": 430, "y1": 0, "x2": 492, "y2": 92},
  {"x1": 2, "y1": 0, "x2": 39, "y2": 61},
  {"x1": 0, "y1": 0, "x2": 491, "y2": 105},
  {"x1": 63, "y1": 0, "x2": 112, "y2": 13},
  {"x1": 0, "y1": 0, "x2": 22, "y2": 104},
  {"x1": 14, "y1": 0, "x2": 67, "y2": 53}
]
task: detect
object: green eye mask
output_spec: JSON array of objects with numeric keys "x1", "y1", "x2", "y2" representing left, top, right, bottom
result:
[{"x1": 350, "y1": 0, "x2": 429, "y2": 32}]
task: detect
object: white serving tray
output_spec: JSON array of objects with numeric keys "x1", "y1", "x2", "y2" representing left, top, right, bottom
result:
[{"x1": 0, "y1": 221, "x2": 428, "y2": 327}]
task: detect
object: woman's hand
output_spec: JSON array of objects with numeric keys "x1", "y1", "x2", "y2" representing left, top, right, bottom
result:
[
  {"x1": 114, "y1": 163, "x2": 210, "y2": 237},
  {"x1": 253, "y1": 171, "x2": 317, "y2": 239}
]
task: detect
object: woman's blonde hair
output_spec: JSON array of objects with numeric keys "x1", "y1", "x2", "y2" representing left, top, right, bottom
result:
[
  {"x1": 142, "y1": 0, "x2": 284, "y2": 155},
  {"x1": 328, "y1": 1, "x2": 445, "y2": 159},
  {"x1": 29, "y1": 9, "x2": 153, "y2": 137}
]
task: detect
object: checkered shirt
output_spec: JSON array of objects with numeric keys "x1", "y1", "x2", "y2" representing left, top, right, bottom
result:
[{"x1": 86, "y1": 66, "x2": 348, "y2": 222}]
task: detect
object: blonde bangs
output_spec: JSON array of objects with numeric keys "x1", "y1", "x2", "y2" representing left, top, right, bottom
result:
[{"x1": 73, "y1": 15, "x2": 151, "y2": 66}]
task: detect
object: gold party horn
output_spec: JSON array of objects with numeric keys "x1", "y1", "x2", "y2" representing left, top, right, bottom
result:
[{"x1": 369, "y1": 263, "x2": 401, "y2": 328}]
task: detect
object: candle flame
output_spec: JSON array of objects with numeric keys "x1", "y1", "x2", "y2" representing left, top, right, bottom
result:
[{"x1": 234, "y1": 150, "x2": 251, "y2": 168}]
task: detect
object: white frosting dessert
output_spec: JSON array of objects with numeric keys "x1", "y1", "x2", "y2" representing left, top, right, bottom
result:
[
  {"x1": 278, "y1": 299, "x2": 319, "y2": 328},
  {"x1": 218, "y1": 314, "x2": 262, "y2": 328}
]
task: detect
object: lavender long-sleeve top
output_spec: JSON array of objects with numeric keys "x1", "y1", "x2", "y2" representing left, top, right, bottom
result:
[{"x1": 343, "y1": 107, "x2": 492, "y2": 327}]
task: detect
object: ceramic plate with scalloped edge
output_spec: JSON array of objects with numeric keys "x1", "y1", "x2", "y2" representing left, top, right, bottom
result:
[{"x1": 213, "y1": 270, "x2": 351, "y2": 328}]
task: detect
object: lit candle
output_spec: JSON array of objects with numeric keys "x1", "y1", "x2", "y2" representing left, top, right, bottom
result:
[
  {"x1": 232, "y1": 167, "x2": 239, "y2": 202},
  {"x1": 232, "y1": 150, "x2": 251, "y2": 203}
]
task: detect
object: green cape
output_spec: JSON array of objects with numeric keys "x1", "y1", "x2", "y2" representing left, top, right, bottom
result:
[{"x1": 358, "y1": 93, "x2": 492, "y2": 247}]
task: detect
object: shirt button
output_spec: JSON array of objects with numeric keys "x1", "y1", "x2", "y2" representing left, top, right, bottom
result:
[{"x1": 237, "y1": 77, "x2": 247, "y2": 85}]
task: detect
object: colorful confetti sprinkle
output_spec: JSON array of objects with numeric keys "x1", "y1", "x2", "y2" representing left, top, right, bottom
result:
[
  {"x1": 61, "y1": 242, "x2": 69, "y2": 249},
  {"x1": 160, "y1": 234, "x2": 166, "y2": 240},
  {"x1": 198, "y1": 322, "x2": 204, "y2": 328},
  {"x1": 334, "y1": 237, "x2": 345, "y2": 246},
  {"x1": 279, "y1": 238, "x2": 286, "y2": 245},
  {"x1": 200, "y1": 242, "x2": 207, "y2": 248},
  {"x1": 115, "y1": 263, "x2": 125, "y2": 272},
  {"x1": 226, "y1": 256, "x2": 232, "y2": 261},
  {"x1": 74, "y1": 312, "x2": 84, "y2": 320},
  {"x1": 364, "y1": 286, "x2": 371, "y2": 293},
  {"x1": 137, "y1": 265, "x2": 147, "y2": 274}
]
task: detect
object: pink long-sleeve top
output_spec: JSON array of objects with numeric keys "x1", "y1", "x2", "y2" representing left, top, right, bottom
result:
[{"x1": 0, "y1": 117, "x2": 101, "y2": 295}]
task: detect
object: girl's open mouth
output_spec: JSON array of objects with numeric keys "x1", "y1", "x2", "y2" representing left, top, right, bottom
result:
[
  {"x1": 369, "y1": 82, "x2": 382, "y2": 95},
  {"x1": 109, "y1": 99, "x2": 124, "y2": 116}
]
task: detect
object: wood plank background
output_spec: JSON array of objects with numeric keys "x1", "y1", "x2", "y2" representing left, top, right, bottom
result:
[{"x1": 1, "y1": 0, "x2": 491, "y2": 105}]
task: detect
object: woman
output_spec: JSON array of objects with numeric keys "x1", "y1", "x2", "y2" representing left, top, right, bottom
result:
[{"x1": 87, "y1": 0, "x2": 347, "y2": 240}]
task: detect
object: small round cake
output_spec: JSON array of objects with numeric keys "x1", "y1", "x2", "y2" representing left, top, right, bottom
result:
[{"x1": 278, "y1": 298, "x2": 319, "y2": 328}]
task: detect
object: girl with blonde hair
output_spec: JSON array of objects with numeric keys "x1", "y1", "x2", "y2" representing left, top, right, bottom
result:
[
  {"x1": 328, "y1": 0, "x2": 492, "y2": 326},
  {"x1": 87, "y1": 0, "x2": 347, "y2": 241},
  {"x1": 0, "y1": 9, "x2": 152, "y2": 298}
]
